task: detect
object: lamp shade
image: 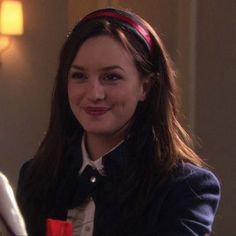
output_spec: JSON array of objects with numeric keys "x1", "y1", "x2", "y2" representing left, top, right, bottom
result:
[{"x1": 0, "y1": 0, "x2": 24, "y2": 35}]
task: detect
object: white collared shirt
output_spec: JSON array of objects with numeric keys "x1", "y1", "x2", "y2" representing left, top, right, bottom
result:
[{"x1": 67, "y1": 135, "x2": 123, "y2": 236}]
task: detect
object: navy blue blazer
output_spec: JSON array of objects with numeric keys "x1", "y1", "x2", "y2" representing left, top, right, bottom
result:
[{"x1": 17, "y1": 140, "x2": 220, "y2": 236}]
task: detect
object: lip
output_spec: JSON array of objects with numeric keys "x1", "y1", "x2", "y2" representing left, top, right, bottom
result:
[{"x1": 84, "y1": 106, "x2": 111, "y2": 116}]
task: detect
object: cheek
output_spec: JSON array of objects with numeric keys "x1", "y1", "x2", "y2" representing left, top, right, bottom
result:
[
  {"x1": 117, "y1": 95, "x2": 140, "y2": 117},
  {"x1": 68, "y1": 83, "x2": 81, "y2": 105}
]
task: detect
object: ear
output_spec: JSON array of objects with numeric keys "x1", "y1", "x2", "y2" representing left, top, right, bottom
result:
[{"x1": 139, "y1": 74, "x2": 154, "y2": 101}]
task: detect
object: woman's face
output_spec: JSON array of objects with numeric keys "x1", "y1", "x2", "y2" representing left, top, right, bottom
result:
[{"x1": 68, "y1": 35, "x2": 150, "y2": 140}]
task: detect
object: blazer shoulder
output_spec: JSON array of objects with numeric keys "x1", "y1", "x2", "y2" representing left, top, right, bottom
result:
[
  {"x1": 156, "y1": 162, "x2": 221, "y2": 235},
  {"x1": 170, "y1": 162, "x2": 221, "y2": 211},
  {"x1": 173, "y1": 162, "x2": 221, "y2": 192}
]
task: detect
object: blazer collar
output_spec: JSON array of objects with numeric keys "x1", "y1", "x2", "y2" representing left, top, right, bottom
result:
[{"x1": 69, "y1": 132, "x2": 129, "y2": 179}]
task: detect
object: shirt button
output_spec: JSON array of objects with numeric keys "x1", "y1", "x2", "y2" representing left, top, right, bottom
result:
[
  {"x1": 85, "y1": 225, "x2": 91, "y2": 232},
  {"x1": 90, "y1": 176, "x2": 96, "y2": 183}
]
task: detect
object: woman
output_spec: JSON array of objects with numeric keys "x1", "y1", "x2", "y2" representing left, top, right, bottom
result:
[{"x1": 17, "y1": 8, "x2": 220, "y2": 236}]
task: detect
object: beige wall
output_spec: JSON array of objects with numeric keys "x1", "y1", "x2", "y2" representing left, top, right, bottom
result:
[
  {"x1": 0, "y1": 0, "x2": 235, "y2": 234},
  {"x1": 68, "y1": 0, "x2": 98, "y2": 29},
  {"x1": 0, "y1": 0, "x2": 67, "y2": 189},
  {"x1": 195, "y1": 1, "x2": 236, "y2": 234}
]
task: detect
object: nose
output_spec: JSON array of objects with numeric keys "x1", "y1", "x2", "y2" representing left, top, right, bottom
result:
[{"x1": 87, "y1": 79, "x2": 106, "y2": 102}]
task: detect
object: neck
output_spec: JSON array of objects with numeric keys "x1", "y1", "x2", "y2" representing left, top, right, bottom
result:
[{"x1": 85, "y1": 133, "x2": 124, "y2": 161}]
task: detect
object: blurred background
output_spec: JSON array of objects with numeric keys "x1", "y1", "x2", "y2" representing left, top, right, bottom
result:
[{"x1": 0, "y1": 0, "x2": 235, "y2": 235}]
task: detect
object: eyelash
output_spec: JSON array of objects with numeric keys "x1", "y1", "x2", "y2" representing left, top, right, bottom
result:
[
  {"x1": 103, "y1": 73, "x2": 122, "y2": 81},
  {"x1": 70, "y1": 72, "x2": 86, "y2": 80},
  {"x1": 69, "y1": 71, "x2": 122, "y2": 83}
]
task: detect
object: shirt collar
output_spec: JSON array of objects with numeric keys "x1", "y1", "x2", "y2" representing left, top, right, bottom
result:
[{"x1": 80, "y1": 134, "x2": 124, "y2": 176}]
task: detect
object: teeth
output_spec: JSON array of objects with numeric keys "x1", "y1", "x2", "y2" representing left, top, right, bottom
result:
[{"x1": 0, "y1": 173, "x2": 28, "y2": 235}]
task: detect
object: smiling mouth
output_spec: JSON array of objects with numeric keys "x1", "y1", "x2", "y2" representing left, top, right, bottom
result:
[{"x1": 84, "y1": 107, "x2": 110, "y2": 116}]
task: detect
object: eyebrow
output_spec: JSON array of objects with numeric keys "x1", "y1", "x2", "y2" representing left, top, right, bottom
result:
[{"x1": 70, "y1": 65, "x2": 125, "y2": 72}]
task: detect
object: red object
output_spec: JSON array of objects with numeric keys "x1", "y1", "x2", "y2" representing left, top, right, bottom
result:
[{"x1": 46, "y1": 219, "x2": 72, "y2": 236}]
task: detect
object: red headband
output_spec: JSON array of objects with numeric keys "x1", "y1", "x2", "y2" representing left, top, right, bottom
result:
[{"x1": 82, "y1": 11, "x2": 153, "y2": 50}]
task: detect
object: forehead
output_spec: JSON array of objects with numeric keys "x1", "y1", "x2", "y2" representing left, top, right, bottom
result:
[{"x1": 72, "y1": 35, "x2": 135, "y2": 69}]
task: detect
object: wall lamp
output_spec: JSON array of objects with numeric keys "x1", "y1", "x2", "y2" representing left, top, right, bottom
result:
[{"x1": 0, "y1": 0, "x2": 24, "y2": 66}]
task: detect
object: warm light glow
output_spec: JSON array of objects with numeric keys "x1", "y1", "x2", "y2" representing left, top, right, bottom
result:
[
  {"x1": 0, "y1": 36, "x2": 10, "y2": 53},
  {"x1": 0, "y1": 0, "x2": 24, "y2": 35}
]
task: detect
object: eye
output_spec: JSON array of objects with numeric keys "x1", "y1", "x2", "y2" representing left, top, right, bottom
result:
[
  {"x1": 103, "y1": 73, "x2": 122, "y2": 82},
  {"x1": 69, "y1": 71, "x2": 86, "y2": 81}
]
